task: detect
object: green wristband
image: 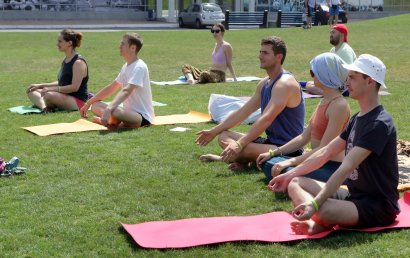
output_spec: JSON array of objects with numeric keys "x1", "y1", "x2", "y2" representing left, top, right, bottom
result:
[
  {"x1": 235, "y1": 140, "x2": 243, "y2": 151},
  {"x1": 311, "y1": 199, "x2": 319, "y2": 211}
]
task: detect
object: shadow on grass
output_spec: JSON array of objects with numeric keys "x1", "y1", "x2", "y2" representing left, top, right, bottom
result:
[
  {"x1": 118, "y1": 225, "x2": 142, "y2": 252},
  {"x1": 212, "y1": 165, "x2": 262, "y2": 177},
  {"x1": 118, "y1": 217, "x2": 399, "y2": 253},
  {"x1": 98, "y1": 127, "x2": 141, "y2": 135}
]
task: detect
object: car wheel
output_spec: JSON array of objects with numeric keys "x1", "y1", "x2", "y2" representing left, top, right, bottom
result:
[
  {"x1": 195, "y1": 19, "x2": 203, "y2": 29},
  {"x1": 178, "y1": 18, "x2": 184, "y2": 28}
]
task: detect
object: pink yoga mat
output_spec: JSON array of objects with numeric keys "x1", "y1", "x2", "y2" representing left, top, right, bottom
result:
[{"x1": 122, "y1": 192, "x2": 410, "y2": 249}]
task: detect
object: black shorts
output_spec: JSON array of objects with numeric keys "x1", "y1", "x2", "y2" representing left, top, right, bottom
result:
[
  {"x1": 252, "y1": 137, "x2": 303, "y2": 157},
  {"x1": 346, "y1": 195, "x2": 399, "y2": 228},
  {"x1": 139, "y1": 113, "x2": 151, "y2": 127}
]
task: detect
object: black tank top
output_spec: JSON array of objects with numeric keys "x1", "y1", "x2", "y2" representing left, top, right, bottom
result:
[{"x1": 57, "y1": 54, "x2": 88, "y2": 101}]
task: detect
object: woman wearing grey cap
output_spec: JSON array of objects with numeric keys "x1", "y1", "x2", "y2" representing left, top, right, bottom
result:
[{"x1": 257, "y1": 52, "x2": 350, "y2": 183}]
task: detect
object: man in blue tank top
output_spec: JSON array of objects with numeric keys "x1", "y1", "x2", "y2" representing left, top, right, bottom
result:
[{"x1": 196, "y1": 36, "x2": 305, "y2": 170}]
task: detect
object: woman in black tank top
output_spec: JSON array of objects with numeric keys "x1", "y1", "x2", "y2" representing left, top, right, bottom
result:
[{"x1": 26, "y1": 29, "x2": 88, "y2": 113}]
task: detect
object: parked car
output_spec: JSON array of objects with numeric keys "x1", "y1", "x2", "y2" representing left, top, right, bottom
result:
[
  {"x1": 316, "y1": 1, "x2": 348, "y2": 25},
  {"x1": 178, "y1": 3, "x2": 225, "y2": 29}
]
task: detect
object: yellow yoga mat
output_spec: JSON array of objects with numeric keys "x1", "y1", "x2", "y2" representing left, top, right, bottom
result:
[
  {"x1": 22, "y1": 111, "x2": 212, "y2": 136},
  {"x1": 23, "y1": 119, "x2": 108, "y2": 136},
  {"x1": 153, "y1": 111, "x2": 211, "y2": 125}
]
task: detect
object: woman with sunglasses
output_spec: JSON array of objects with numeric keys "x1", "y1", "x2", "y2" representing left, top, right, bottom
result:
[
  {"x1": 256, "y1": 52, "x2": 350, "y2": 183},
  {"x1": 182, "y1": 23, "x2": 237, "y2": 84},
  {"x1": 26, "y1": 29, "x2": 89, "y2": 113}
]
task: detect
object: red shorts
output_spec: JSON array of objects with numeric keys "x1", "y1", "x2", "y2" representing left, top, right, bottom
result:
[{"x1": 74, "y1": 97, "x2": 86, "y2": 109}]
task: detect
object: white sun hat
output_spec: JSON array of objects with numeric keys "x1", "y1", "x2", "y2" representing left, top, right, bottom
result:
[{"x1": 342, "y1": 54, "x2": 387, "y2": 90}]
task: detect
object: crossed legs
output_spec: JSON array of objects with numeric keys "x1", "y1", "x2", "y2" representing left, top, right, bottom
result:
[
  {"x1": 200, "y1": 130, "x2": 275, "y2": 169},
  {"x1": 28, "y1": 90, "x2": 79, "y2": 111},
  {"x1": 90, "y1": 102, "x2": 144, "y2": 128},
  {"x1": 287, "y1": 176, "x2": 359, "y2": 235}
]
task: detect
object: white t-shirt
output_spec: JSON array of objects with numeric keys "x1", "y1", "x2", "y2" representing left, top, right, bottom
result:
[
  {"x1": 330, "y1": 42, "x2": 357, "y2": 64},
  {"x1": 115, "y1": 59, "x2": 154, "y2": 123},
  {"x1": 329, "y1": 0, "x2": 340, "y2": 5},
  {"x1": 307, "y1": 0, "x2": 315, "y2": 8}
]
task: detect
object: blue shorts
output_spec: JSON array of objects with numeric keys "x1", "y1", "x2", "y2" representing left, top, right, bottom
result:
[
  {"x1": 262, "y1": 156, "x2": 341, "y2": 182},
  {"x1": 329, "y1": 5, "x2": 340, "y2": 16},
  {"x1": 307, "y1": 6, "x2": 315, "y2": 17}
]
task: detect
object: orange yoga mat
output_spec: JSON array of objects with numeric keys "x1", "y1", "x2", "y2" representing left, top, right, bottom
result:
[{"x1": 22, "y1": 112, "x2": 211, "y2": 136}]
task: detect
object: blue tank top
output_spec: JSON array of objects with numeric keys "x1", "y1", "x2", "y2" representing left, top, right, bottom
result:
[
  {"x1": 260, "y1": 71, "x2": 305, "y2": 146},
  {"x1": 58, "y1": 54, "x2": 89, "y2": 101}
]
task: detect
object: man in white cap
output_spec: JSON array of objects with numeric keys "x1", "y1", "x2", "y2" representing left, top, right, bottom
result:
[{"x1": 268, "y1": 54, "x2": 400, "y2": 234}]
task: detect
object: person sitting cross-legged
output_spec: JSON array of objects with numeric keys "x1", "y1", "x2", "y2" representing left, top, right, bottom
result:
[
  {"x1": 196, "y1": 36, "x2": 305, "y2": 170},
  {"x1": 268, "y1": 54, "x2": 400, "y2": 235},
  {"x1": 256, "y1": 53, "x2": 350, "y2": 183},
  {"x1": 27, "y1": 29, "x2": 89, "y2": 113},
  {"x1": 80, "y1": 32, "x2": 154, "y2": 129}
]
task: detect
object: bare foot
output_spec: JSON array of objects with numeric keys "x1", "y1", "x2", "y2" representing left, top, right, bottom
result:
[
  {"x1": 228, "y1": 162, "x2": 246, "y2": 171},
  {"x1": 91, "y1": 117, "x2": 118, "y2": 130},
  {"x1": 199, "y1": 154, "x2": 222, "y2": 162},
  {"x1": 118, "y1": 122, "x2": 140, "y2": 129},
  {"x1": 91, "y1": 116, "x2": 103, "y2": 125},
  {"x1": 290, "y1": 220, "x2": 330, "y2": 235},
  {"x1": 187, "y1": 79, "x2": 197, "y2": 85}
]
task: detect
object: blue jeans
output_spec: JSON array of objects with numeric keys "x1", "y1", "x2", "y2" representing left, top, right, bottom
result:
[{"x1": 262, "y1": 156, "x2": 341, "y2": 182}]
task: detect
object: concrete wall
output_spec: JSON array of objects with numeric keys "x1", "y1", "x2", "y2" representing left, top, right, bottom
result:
[{"x1": 0, "y1": 10, "x2": 146, "y2": 21}]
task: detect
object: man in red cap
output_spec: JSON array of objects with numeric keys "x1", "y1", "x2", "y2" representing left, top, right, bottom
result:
[
  {"x1": 305, "y1": 24, "x2": 356, "y2": 95},
  {"x1": 330, "y1": 24, "x2": 357, "y2": 65}
]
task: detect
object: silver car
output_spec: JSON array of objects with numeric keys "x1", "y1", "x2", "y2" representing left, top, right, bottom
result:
[{"x1": 178, "y1": 3, "x2": 225, "y2": 29}]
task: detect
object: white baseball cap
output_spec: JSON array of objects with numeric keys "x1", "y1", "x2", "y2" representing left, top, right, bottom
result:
[{"x1": 342, "y1": 54, "x2": 387, "y2": 90}]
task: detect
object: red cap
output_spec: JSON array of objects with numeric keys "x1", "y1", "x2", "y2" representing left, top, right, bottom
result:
[{"x1": 333, "y1": 24, "x2": 348, "y2": 43}]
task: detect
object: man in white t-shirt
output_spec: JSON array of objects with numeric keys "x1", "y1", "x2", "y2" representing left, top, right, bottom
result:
[{"x1": 80, "y1": 33, "x2": 154, "y2": 128}]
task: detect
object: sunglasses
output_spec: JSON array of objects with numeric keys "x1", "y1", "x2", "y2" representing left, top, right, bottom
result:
[{"x1": 211, "y1": 29, "x2": 221, "y2": 34}]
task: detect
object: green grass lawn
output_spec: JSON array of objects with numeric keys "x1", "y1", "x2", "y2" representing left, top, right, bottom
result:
[{"x1": 0, "y1": 14, "x2": 409, "y2": 257}]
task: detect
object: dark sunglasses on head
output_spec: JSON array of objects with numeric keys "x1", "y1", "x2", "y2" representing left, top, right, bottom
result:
[
  {"x1": 211, "y1": 29, "x2": 221, "y2": 33},
  {"x1": 310, "y1": 70, "x2": 315, "y2": 78}
]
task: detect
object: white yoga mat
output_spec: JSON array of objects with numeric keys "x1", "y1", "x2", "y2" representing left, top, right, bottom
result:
[{"x1": 151, "y1": 76, "x2": 262, "y2": 86}]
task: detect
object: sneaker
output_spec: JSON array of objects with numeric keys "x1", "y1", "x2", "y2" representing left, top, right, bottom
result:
[{"x1": 5, "y1": 157, "x2": 19, "y2": 171}]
